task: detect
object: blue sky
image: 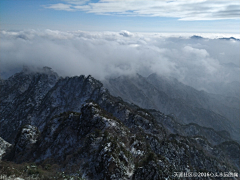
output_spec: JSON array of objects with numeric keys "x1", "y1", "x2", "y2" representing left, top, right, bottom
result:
[{"x1": 1, "y1": 0, "x2": 240, "y2": 33}]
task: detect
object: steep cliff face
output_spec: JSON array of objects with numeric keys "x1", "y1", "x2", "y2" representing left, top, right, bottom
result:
[
  {"x1": 0, "y1": 67, "x2": 59, "y2": 143},
  {"x1": 0, "y1": 67, "x2": 239, "y2": 179}
]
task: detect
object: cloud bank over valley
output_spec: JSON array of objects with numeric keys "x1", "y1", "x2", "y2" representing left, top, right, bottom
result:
[{"x1": 1, "y1": 29, "x2": 239, "y2": 94}]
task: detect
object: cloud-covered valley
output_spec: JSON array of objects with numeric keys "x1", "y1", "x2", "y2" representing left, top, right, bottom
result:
[{"x1": 0, "y1": 29, "x2": 239, "y2": 94}]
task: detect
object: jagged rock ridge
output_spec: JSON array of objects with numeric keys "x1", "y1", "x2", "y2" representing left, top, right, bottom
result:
[{"x1": 0, "y1": 67, "x2": 239, "y2": 179}]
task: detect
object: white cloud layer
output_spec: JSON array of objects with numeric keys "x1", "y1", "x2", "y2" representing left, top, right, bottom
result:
[
  {"x1": 0, "y1": 29, "x2": 239, "y2": 93},
  {"x1": 44, "y1": 0, "x2": 240, "y2": 20},
  {"x1": 45, "y1": 3, "x2": 74, "y2": 11}
]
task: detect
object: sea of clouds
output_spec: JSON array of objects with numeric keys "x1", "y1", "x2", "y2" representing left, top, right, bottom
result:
[{"x1": 0, "y1": 29, "x2": 239, "y2": 93}]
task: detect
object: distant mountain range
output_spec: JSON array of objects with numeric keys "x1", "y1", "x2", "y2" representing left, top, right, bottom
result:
[
  {"x1": 191, "y1": 35, "x2": 240, "y2": 41},
  {"x1": 103, "y1": 73, "x2": 240, "y2": 142},
  {"x1": 0, "y1": 67, "x2": 239, "y2": 179}
]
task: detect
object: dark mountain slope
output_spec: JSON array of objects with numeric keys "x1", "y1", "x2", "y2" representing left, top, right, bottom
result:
[{"x1": 3, "y1": 102, "x2": 239, "y2": 179}]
